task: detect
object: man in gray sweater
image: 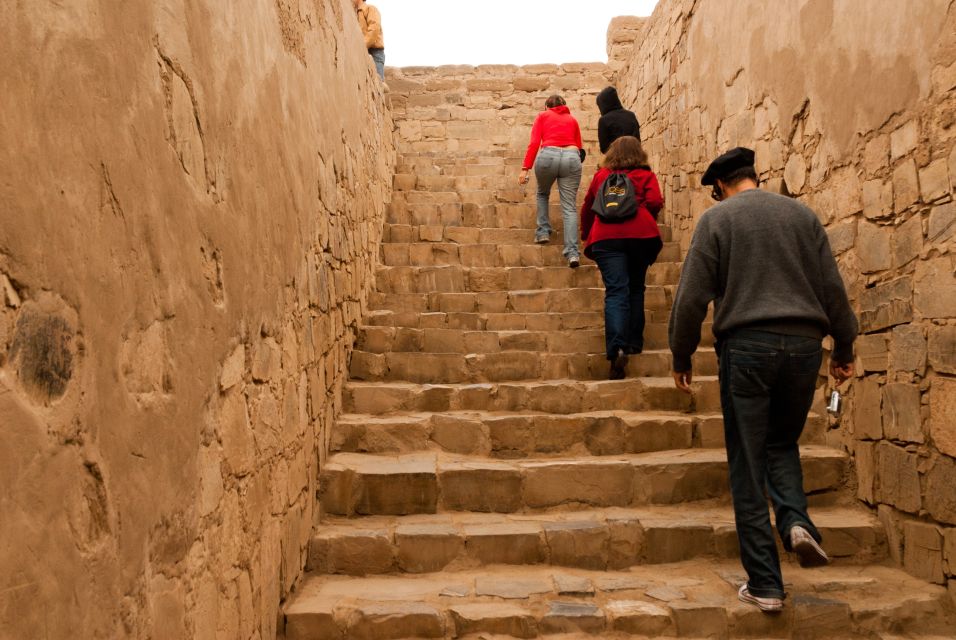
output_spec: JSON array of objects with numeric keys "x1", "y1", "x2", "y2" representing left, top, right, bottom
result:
[{"x1": 668, "y1": 147, "x2": 857, "y2": 613}]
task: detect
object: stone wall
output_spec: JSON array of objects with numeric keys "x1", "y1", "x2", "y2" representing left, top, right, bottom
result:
[
  {"x1": 614, "y1": 0, "x2": 956, "y2": 598},
  {"x1": 0, "y1": 1, "x2": 394, "y2": 639}
]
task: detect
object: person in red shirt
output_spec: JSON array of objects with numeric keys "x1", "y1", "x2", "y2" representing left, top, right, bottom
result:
[
  {"x1": 518, "y1": 95, "x2": 584, "y2": 268},
  {"x1": 580, "y1": 136, "x2": 664, "y2": 379}
]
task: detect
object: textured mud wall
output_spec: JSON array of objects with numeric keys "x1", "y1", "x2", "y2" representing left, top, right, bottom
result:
[
  {"x1": 0, "y1": 1, "x2": 394, "y2": 639},
  {"x1": 614, "y1": 0, "x2": 956, "y2": 597}
]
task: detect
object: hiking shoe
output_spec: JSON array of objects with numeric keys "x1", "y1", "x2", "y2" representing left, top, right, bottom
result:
[
  {"x1": 791, "y1": 525, "x2": 829, "y2": 567},
  {"x1": 608, "y1": 348, "x2": 628, "y2": 380},
  {"x1": 568, "y1": 256, "x2": 580, "y2": 269},
  {"x1": 535, "y1": 234, "x2": 550, "y2": 244},
  {"x1": 738, "y1": 584, "x2": 784, "y2": 613}
]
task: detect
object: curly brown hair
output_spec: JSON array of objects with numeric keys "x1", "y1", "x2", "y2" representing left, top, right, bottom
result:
[{"x1": 602, "y1": 136, "x2": 650, "y2": 170}]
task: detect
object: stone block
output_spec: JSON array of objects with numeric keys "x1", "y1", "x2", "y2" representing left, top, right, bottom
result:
[
  {"x1": 670, "y1": 602, "x2": 728, "y2": 637},
  {"x1": 607, "y1": 516, "x2": 644, "y2": 569},
  {"x1": 864, "y1": 135, "x2": 890, "y2": 172},
  {"x1": 860, "y1": 277, "x2": 913, "y2": 332},
  {"x1": 827, "y1": 219, "x2": 857, "y2": 255},
  {"x1": 309, "y1": 529, "x2": 394, "y2": 575},
  {"x1": 475, "y1": 576, "x2": 552, "y2": 599},
  {"x1": 395, "y1": 524, "x2": 463, "y2": 573},
  {"x1": 856, "y1": 440, "x2": 877, "y2": 504},
  {"x1": 522, "y1": 460, "x2": 633, "y2": 507},
  {"x1": 784, "y1": 153, "x2": 807, "y2": 195},
  {"x1": 607, "y1": 600, "x2": 673, "y2": 635},
  {"x1": 893, "y1": 159, "x2": 920, "y2": 211},
  {"x1": 893, "y1": 214, "x2": 923, "y2": 268},
  {"x1": 853, "y1": 376, "x2": 883, "y2": 440},
  {"x1": 882, "y1": 383, "x2": 924, "y2": 443},
  {"x1": 463, "y1": 523, "x2": 545, "y2": 564},
  {"x1": 514, "y1": 76, "x2": 550, "y2": 92},
  {"x1": 792, "y1": 595, "x2": 851, "y2": 637},
  {"x1": 858, "y1": 221, "x2": 892, "y2": 273},
  {"x1": 890, "y1": 120, "x2": 919, "y2": 160},
  {"x1": 346, "y1": 603, "x2": 444, "y2": 640},
  {"x1": 915, "y1": 257, "x2": 956, "y2": 319},
  {"x1": 877, "y1": 442, "x2": 921, "y2": 514},
  {"x1": 890, "y1": 324, "x2": 927, "y2": 373},
  {"x1": 449, "y1": 603, "x2": 536, "y2": 638},
  {"x1": 862, "y1": 179, "x2": 893, "y2": 219},
  {"x1": 221, "y1": 344, "x2": 245, "y2": 390},
  {"x1": 925, "y1": 455, "x2": 956, "y2": 525},
  {"x1": 543, "y1": 521, "x2": 609, "y2": 569},
  {"x1": 928, "y1": 202, "x2": 956, "y2": 244},
  {"x1": 929, "y1": 325, "x2": 956, "y2": 374},
  {"x1": 438, "y1": 460, "x2": 523, "y2": 512},
  {"x1": 903, "y1": 521, "x2": 945, "y2": 584},
  {"x1": 919, "y1": 159, "x2": 951, "y2": 202},
  {"x1": 858, "y1": 334, "x2": 889, "y2": 372},
  {"x1": 540, "y1": 601, "x2": 606, "y2": 634},
  {"x1": 930, "y1": 377, "x2": 956, "y2": 458},
  {"x1": 944, "y1": 528, "x2": 956, "y2": 576}
]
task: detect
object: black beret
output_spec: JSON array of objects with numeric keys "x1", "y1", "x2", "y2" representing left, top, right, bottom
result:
[{"x1": 701, "y1": 147, "x2": 756, "y2": 186}]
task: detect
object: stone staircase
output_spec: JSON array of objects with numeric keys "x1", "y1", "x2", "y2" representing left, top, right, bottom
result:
[{"x1": 283, "y1": 141, "x2": 954, "y2": 636}]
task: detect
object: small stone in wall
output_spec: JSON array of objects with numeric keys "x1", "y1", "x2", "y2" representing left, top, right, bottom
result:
[
  {"x1": 858, "y1": 333, "x2": 889, "y2": 372},
  {"x1": 861, "y1": 277, "x2": 914, "y2": 332},
  {"x1": 944, "y1": 528, "x2": 956, "y2": 577},
  {"x1": 862, "y1": 179, "x2": 894, "y2": 220},
  {"x1": 784, "y1": 154, "x2": 807, "y2": 195},
  {"x1": 914, "y1": 256, "x2": 956, "y2": 319},
  {"x1": 892, "y1": 214, "x2": 924, "y2": 268},
  {"x1": 893, "y1": 160, "x2": 920, "y2": 212},
  {"x1": 919, "y1": 159, "x2": 952, "y2": 203},
  {"x1": 877, "y1": 442, "x2": 921, "y2": 514},
  {"x1": 890, "y1": 121, "x2": 919, "y2": 161},
  {"x1": 9, "y1": 300, "x2": 76, "y2": 403},
  {"x1": 903, "y1": 521, "x2": 945, "y2": 584},
  {"x1": 882, "y1": 383, "x2": 923, "y2": 443},
  {"x1": 928, "y1": 202, "x2": 956, "y2": 244},
  {"x1": 827, "y1": 219, "x2": 857, "y2": 255},
  {"x1": 890, "y1": 324, "x2": 927, "y2": 374},
  {"x1": 858, "y1": 221, "x2": 892, "y2": 273},
  {"x1": 925, "y1": 455, "x2": 956, "y2": 525}
]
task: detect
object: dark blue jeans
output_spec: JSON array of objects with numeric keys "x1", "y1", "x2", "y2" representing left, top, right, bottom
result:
[
  {"x1": 590, "y1": 238, "x2": 662, "y2": 359},
  {"x1": 718, "y1": 329, "x2": 824, "y2": 599}
]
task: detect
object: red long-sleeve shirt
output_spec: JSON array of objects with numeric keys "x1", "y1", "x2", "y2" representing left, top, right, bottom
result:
[
  {"x1": 522, "y1": 106, "x2": 583, "y2": 170},
  {"x1": 580, "y1": 167, "x2": 664, "y2": 254}
]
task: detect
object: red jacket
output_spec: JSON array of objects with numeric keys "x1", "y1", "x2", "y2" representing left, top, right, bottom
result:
[
  {"x1": 580, "y1": 167, "x2": 664, "y2": 251},
  {"x1": 522, "y1": 106, "x2": 583, "y2": 170}
]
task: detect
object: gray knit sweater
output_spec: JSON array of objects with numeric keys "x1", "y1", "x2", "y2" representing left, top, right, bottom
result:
[{"x1": 668, "y1": 189, "x2": 858, "y2": 372}]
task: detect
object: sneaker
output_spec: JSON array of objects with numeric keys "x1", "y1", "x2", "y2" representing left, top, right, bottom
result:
[
  {"x1": 535, "y1": 234, "x2": 550, "y2": 245},
  {"x1": 568, "y1": 256, "x2": 580, "y2": 269},
  {"x1": 608, "y1": 348, "x2": 628, "y2": 380},
  {"x1": 738, "y1": 584, "x2": 784, "y2": 613},
  {"x1": 790, "y1": 525, "x2": 829, "y2": 567}
]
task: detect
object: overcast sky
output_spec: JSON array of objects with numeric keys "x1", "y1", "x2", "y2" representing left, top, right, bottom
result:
[{"x1": 370, "y1": 0, "x2": 660, "y2": 67}]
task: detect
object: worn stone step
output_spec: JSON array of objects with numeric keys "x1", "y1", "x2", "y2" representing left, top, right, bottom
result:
[
  {"x1": 284, "y1": 562, "x2": 953, "y2": 639},
  {"x1": 356, "y1": 326, "x2": 714, "y2": 353},
  {"x1": 375, "y1": 264, "x2": 683, "y2": 294},
  {"x1": 361, "y1": 313, "x2": 714, "y2": 346},
  {"x1": 380, "y1": 242, "x2": 683, "y2": 267},
  {"x1": 383, "y1": 223, "x2": 675, "y2": 244},
  {"x1": 305, "y1": 505, "x2": 885, "y2": 575},
  {"x1": 319, "y1": 447, "x2": 846, "y2": 516},
  {"x1": 343, "y1": 377, "x2": 722, "y2": 415},
  {"x1": 331, "y1": 411, "x2": 827, "y2": 457},
  {"x1": 368, "y1": 287, "x2": 675, "y2": 316},
  {"x1": 395, "y1": 173, "x2": 575, "y2": 193},
  {"x1": 348, "y1": 349, "x2": 719, "y2": 383}
]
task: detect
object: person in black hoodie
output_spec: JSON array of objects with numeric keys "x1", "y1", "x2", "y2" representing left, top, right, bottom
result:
[{"x1": 597, "y1": 87, "x2": 641, "y2": 154}]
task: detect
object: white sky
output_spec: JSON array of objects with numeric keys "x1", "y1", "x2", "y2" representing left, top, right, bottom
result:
[{"x1": 371, "y1": 0, "x2": 660, "y2": 67}]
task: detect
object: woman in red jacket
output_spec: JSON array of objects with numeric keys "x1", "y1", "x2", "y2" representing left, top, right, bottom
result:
[
  {"x1": 580, "y1": 136, "x2": 664, "y2": 379},
  {"x1": 518, "y1": 95, "x2": 584, "y2": 268}
]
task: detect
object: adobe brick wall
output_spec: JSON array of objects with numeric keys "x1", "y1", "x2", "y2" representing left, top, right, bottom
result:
[
  {"x1": 613, "y1": 0, "x2": 956, "y2": 599},
  {"x1": 0, "y1": 1, "x2": 394, "y2": 638}
]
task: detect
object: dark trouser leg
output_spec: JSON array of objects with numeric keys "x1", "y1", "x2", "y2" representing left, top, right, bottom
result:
[
  {"x1": 625, "y1": 253, "x2": 648, "y2": 353},
  {"x1": 767, "y1": 336, "x2": 824, "y2": 548},
  {"x1": 720, "y1": 335, "x2": 786, "y2": 599},
  {"x1": 591, "y1": 243, "x2": 630, "y2": 360}
]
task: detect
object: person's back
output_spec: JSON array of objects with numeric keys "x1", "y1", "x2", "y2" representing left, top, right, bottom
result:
[{"x1": 597, "y1": 87, "x2": 641, "y2": 153}]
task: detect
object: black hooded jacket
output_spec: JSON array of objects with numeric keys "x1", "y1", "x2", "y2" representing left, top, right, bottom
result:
[{"x1": 597, "y1": 87, "x2": 641, "y2": 153}]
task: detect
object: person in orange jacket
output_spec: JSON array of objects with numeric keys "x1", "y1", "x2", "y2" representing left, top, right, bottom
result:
[{"x1": 353, "y1": 0, "x2": 385, "y2": 79}]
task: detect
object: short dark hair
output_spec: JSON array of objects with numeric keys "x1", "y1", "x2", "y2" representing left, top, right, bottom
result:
[
  {"x1": 602, "y1": 136, "x2": 650, "y2": 170},
  {"x1": 545, "y1": 95, "x2": 566, "y2": 109},
  {"x1": 718, "y1": 165, "x2": 758, "y2": 188}
]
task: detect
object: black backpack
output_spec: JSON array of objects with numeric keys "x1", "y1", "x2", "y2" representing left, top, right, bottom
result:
[{"x1": 591, "y1": 171, "x2": 638, "y2": 223}]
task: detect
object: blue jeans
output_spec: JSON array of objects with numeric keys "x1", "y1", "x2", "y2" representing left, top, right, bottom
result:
[
  {"x1": 533, "y1": 147, "x2": 581, "y2": 259},
  {"x1": 368, "y1": 48, "x2": 385, "y2": 80},
  {"x1": 718, "y1": 329, "x2": 824, "y2": 599},
  {"x1": 590, "y1": 238, "x2": 662, "y2": 359}
]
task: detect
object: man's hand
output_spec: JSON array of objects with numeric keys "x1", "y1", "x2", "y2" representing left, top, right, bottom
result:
[
  {"x1": 673, "y1": 369, "x2": 693, "y2": 394},
  {"x1": 518, "y1": 169, "x2": 530, "y2": 185},
  {"x1": 830, "y1": 360, "x2": 854, "y2": 385}
]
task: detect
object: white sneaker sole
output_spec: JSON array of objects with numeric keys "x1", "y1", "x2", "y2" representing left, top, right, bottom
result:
[{"x1": 738, "y1": 586, "x2": 784, "y2": 612}]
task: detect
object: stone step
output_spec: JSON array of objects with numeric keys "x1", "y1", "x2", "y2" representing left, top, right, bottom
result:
[
  {"x1": 330, "y1": 411, "x2": 827, "y2": 457},
  {"x1": 383, "y1": 223, "x2": 675, "y2": 244},
  {"x1": 305, "y1": 505, "x2": 885, "y2": 575},
  {"x1": 380, "y1": 242, "x2": 683, "y2": 268},
  {"x1": 319, "y1": 447, "x2": 846, "y2": 516},
  {"x1": 284, "y1": 562, "x2": 953, "y2": 639},
  {"x1": 368, "y1": 287, "x2": 675, "y2": 316},
  {"x1": 348, "y1": 349, "x2": 719, "y2": 384},
  {"x1": 395, "y1": 173, "x2": 582, "y2": 193},
  {"x1": 363, "y1": 313, "x2": 713, "y2": 341},
  {"x1": 343, "y1": 377, "x2": 722, "y2": 415},
  {"x1": 356, "y1": 326, "x2": 715, "y2": 354}
]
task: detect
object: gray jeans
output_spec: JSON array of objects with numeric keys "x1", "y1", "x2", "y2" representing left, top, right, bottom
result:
[
  {"x1": 533, "y1": 147, "x2": 582, "y2": 258},
  {"x1": 368, "y1": 48, "x2": 385, "y2": 80}
]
